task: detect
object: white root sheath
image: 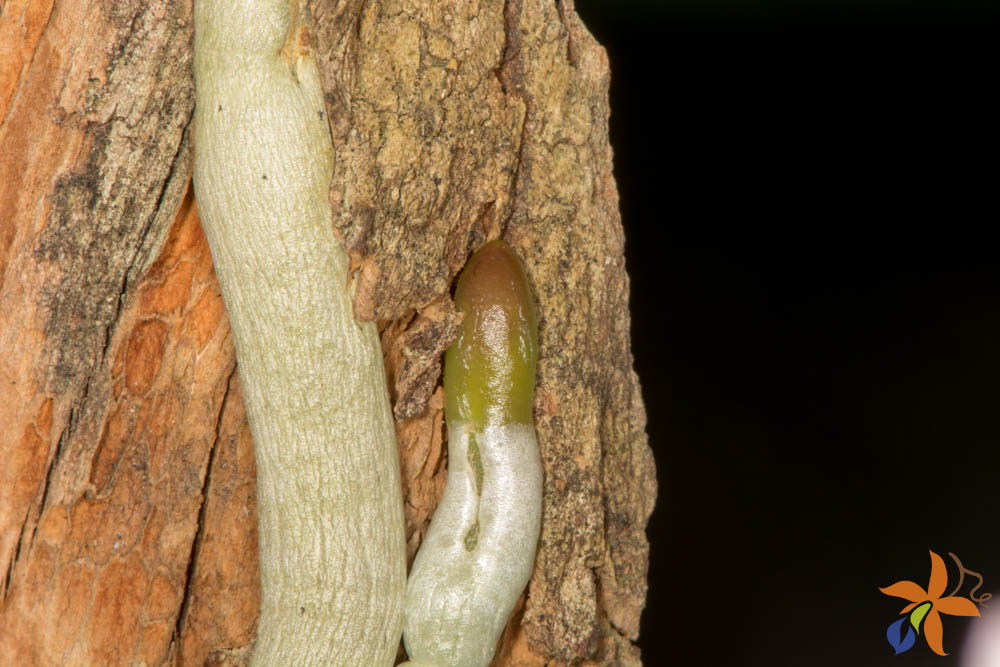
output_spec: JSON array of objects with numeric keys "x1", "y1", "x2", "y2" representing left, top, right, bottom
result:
[
  {"x1": 192, "y1": 1, "x2": 405, "y2": 664},
  {"x1": 403, "y1": 423, "x2": 542, "y2": 667}
]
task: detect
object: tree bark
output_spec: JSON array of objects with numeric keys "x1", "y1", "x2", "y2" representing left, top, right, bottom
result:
[{"x1": 0, "y1": 0, "x2": 655, "y2": 665}]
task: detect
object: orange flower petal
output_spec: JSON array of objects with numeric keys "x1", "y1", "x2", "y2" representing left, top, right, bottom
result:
[
  {"x1": 936, "y1": 596, "x2": 982, "y2": 617},
  {"x1": 927, "y1": 550, "x2": 948, "y2": 600},
  {"x1": 880, "y1": 581, "x2": 928, "y2": 602},
  {"x1": 900, "y1": 601, "x2": 919, "y2": 614},
  {"x1": 924, "y1": 610, "x2": 947, "y2": 656}
]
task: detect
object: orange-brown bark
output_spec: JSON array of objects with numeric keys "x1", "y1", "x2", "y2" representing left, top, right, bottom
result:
[{"x1": 0, "y1": 0, "x2": 654, "y2": 664}]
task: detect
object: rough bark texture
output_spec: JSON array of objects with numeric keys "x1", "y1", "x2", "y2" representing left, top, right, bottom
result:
[{"x1": 0, "y1": 0, "x2": 655, "y2": 664}]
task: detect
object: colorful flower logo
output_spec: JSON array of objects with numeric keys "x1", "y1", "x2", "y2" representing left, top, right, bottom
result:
[{"x1": 879, "y1": 549, "x2": 990, "y2": 656}]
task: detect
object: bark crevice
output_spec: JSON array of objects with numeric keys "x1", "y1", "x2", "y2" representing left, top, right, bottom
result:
[{"x1": 173, "y1": 364, "x2": 238, "y2": 648}]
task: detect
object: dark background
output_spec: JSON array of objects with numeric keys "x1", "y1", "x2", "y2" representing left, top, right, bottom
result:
[{"x1": 572, "y1": 1, "x2": 999, "y2": 665}]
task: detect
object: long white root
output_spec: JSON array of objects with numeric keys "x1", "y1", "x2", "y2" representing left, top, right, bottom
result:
[{"x1": 193, "y1": 2, "x2": 405, "y2": 664}]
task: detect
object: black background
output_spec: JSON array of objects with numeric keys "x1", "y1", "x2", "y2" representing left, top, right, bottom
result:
[{"x1": 572, "y1": 1, "x2": 999, "y2": 665}]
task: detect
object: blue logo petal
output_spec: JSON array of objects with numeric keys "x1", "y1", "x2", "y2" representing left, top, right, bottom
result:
[{"x1": 887, "y1": 617, "x2": 917, "y2": 654}]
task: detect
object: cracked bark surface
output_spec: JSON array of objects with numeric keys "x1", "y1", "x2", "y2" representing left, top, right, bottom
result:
[{"x1": 0, "y1": 0, "x2": 655, "y2": 664}]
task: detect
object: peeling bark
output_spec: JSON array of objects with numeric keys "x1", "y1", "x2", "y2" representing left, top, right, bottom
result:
[{"x1": 0, "y1": 0, "x2": 654, "y2": 664}]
